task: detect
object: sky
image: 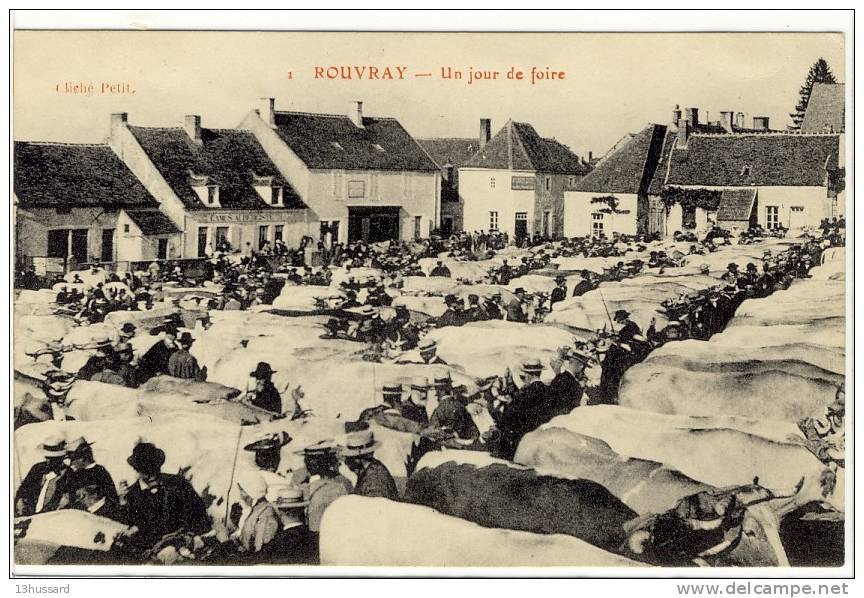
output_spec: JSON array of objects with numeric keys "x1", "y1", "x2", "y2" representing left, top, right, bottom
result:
[{"x1": 13, "y1": 31, "x2": 845, "y2": 159}]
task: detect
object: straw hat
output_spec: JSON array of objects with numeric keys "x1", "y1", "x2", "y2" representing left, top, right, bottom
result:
[
  {"x1": 337, "y1": 429, "x2": 381, "y2": 457},
  {"x1": 38, "y1": 435, "x2": 67, "y2": 458}
]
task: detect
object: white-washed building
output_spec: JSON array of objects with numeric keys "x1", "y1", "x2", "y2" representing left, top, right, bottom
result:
[{"x1": 240, "y1": 99, "x2": 441, "y2": 245}]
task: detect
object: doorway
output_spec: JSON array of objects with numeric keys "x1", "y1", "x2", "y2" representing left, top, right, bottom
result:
[
  {"x1": 157, "y1": 238, "x2": 168, "y2": 260},
  {"x1": 514, "y1": 212, "x2": 528, "y2": 241},
  {"x1": 101, "y1": 229, "x2": 114, "y2": 262},
  {"x1": 348, "y1": 206, "x2": 401, "y2": 243}
]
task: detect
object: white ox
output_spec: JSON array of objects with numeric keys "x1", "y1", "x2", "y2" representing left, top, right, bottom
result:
[
  {"x1": 319, "y1": 495, "x2": 645, "y2": 567},
  {"x1": 525, "y1": 406, "x2": 843, "y2": 515}
]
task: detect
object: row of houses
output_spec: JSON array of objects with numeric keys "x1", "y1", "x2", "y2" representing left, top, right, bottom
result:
[{"x1": 14, "y1": 83, "x2": 845, "y2": 271}]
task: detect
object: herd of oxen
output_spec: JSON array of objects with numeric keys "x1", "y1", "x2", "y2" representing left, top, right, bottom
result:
[{"x1": 13, "y1": 233, "x2": 846, "y2": 569}]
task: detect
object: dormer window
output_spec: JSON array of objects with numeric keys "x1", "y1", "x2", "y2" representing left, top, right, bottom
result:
[
  {"x1": 741, "y1": 166, "x2": 751, "y2": 176},
  {"x1": 271, "y1": 187, "x2": 282, "y2": 206},
  {"x1": 331, "y1": 141, "x2": 344, "y2": 151},
  {"x1": 207, "y1": 185, "x2": 218, "y2": 205}
]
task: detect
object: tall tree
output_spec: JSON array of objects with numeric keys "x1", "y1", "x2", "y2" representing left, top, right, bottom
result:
[{"x1": 790, "y1": 58, "x2": 837, "y2": 129}]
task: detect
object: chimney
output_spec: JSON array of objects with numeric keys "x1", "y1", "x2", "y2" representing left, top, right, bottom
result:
[
  {"x1": 184, "y1": 115, "x2": 202, "y2": 144},
  {"x1": 720, "y1": 111, "x2": 735, "y2": 133},
  {"x1": 676, "y1": 119, "x2": 691, "y2": 147},
  {"x1": 109, "y1": 112, "x2": 128, "y2": 138},
  {"x1": 349, "y1": 100, "x2": 364, "y2": 128},
  {"x1": 258, "y1": 97, "x2": 275, "y2": 128},
  {"x1": 753, "y1": 116, "x2": 770, "y2": 131},
  {"x1": 479, "y1": 118, "x2": 492, "y2": 149},
  {"x1": 735, "y1": 112, "x2": 746, "y2": 129},
  {"x1": 672, "y1": 104, "x2": 682, "y2": 127},
  {"x1": 588, "y1": 151, "x2": 593, "y2": 163},
  {"x1": 685, "y1": 107, "x2": 699, "y2": 126}
]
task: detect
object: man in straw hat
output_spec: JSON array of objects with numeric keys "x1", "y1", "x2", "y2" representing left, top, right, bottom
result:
[
  {"x1": 338, "y1": 429, "x2": 398, "y2": 500},
  {"x1": 548, "y1": 346, "x2": 593, "y2": 417},
  {"x1": 401, "y1": 377, "x2": 431, "y2": 426},
  {"x1": 296, "y1": 440, "x2": 353, "y2": 535},
  {"x1": 64, "y1": 436, "x2": 119, "y2": 509},
  {"x1": 494, "y1": 359, "x2": 549, "y2": 460},
  {"x1": 121, "y1": 441, "x2": 210, "y2": 548},
  {"x1": 246, "y1": 362, "x2": 282, "y2": 414},
  {"x1": 417, "y1": 337, "x2": 447, "y2": 365},
  {"x1": 15, "y1": 435, "x2": 70, "y2": 516},
  {"x1": 167, "y1": 332, "x2": 206, "y2": 381},
  {"x1": 232, "y1": 471, "x2": 288, "y2": 562}
]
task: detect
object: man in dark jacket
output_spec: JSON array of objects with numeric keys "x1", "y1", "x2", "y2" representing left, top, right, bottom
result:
[
  {"x1": 429, "y1": 260, "x2": 452, "y2": 277},
  {"x1": 246, "y1": 362, "x2": 282, "y2": 414},
  {"x1": 137, "y1": 323, "x2": 179, "y2": 383},
  {"x1": 401, "y1": 378, "x2": 430, "y2": 426},
  {"x1": 120, "y1": 442, "x2": 211, "y2": 549},
  {"x1": 167, "y1": 332, "x2": 206, "y2": 380},
  {"x1": 494, "y1": 359, "x2": 549, "y2": 460},
  {"x1": 550, "y1": 275, "x2": 568, "y2": 307},
  {"x1": 547, "y1": 348, "x2": 591, "y2": 417},
  {"x1": 63, "y1": 436, "x2": 119, "y2": 509},
  {"x1": 339, "y1": 430, "x2": 399, "y2": 500},
  {"x1": 571, "y1": 270, "x2": 594, "y2": 297},
  {"x1": 428, "y1": 392, "x2": 480, "y2": 442},
  {"x1": 506, "y1": 288, "x2": 528, "y2": 323},
  {"x1": 15, "y1": 435, "x2": 70, "y2": 516},
  {"x1": 76, "y1": 339, "x2": 116, "y2": 381},
  {"x1": 437, "y1": 295, "x2": 467, "y2": 328}
]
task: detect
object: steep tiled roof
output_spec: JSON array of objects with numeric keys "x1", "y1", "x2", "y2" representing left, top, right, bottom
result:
[
  {"x1": 14, "y1": 142, "x2": 159, "y2": 209},
  {"x1": 717, "y1": 188, "x2": 757, "y2": 221},
  {"x1": 647, "y1": 129, "x2": 678, "y2": 195},
  {"x1": 125, "y1": 209, "x2": 181, "y2": 235},
  {"x1": 129, "y1": 126, "x2": 303, "y2": 210},
  {"x1": 417, "y1": 138, "x2": 480, "y2": 169},
  {"x1": 272, "y1": 111, "x2": 438, "y2": 172},
  {"x1": 801, "y1": 83, "x2": 845, "y2": 133},
  {"x1": 572, "y1": 124, "x2": 668, "y2": 194},
  {"x1": 666, "y1": 133, "x2": 839, "y2": 187},
  {"x1": 463, "y1": 121, "x2": 590, "y2": 174}
]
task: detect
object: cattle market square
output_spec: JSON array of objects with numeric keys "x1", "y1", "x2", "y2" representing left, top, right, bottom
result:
[{"x1": 13, "y1": 76, "x2": 846, "y2": 568}]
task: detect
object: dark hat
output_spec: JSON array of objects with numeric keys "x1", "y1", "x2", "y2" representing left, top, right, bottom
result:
[
  {"x1": 555, "y1": 274, "x2": 566, "y2": 282},
  {"x1": 178, "y1": 332, "x2": 195, "y2": 347},
  {"x1": 250, "y1": 362, "x2": 276, "y2": 378},
  {"x1": 127, "y1": 442, "x2": 166, "y2": 475},
  {"x1": 613, "y1": 309, "x2": 630, "y2": 321},
  {"x1": 120, "y1": 322, "x2": 137, "y2": 334},
  {"x1": 245, "y1": 431, "x2": 292, "y2": 453},
  {"x1": 727, "y1": 263, "x2": 739, "y2": 270},
  {"x1": 444, "y1": 294, "x2": 459, "y2": 305},
  {"x1": 514, "y1": 287, "x2": 526, "y2": 294},
  {"x1": 382, "y1": 383, "x2": 403, "y2": 395}
]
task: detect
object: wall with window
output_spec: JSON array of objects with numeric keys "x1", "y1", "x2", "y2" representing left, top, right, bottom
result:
[
  {"x1": 533, "y1": 173, "x2": 569, "y2": 238},
  {"x1": 14, "y1": 205, "x2": 120, "y2": 266},
  {"x1": 184, "y1": 210, "x2": 308, "y2": 257},
  {"x1": 458, "y1": 168, "x2": 535, "y2": 236},
  {"x1": 115, "y1": 211, "x2": 182, "y2": 262},
  {"x1": 562, "y1": 191, "x2": 638, "y2": 237},
  {"x1": 667, "y1": 185, "x2": 830, "y2": 232}
]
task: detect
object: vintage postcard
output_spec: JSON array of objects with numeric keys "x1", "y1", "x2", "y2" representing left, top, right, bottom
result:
[{"x1": 10, "y1": 13, "x2": 850, "y2": 579}]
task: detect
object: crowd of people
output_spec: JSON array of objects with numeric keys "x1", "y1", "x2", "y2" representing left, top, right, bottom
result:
[
  {"x1": 14, "y1": 424, "x2": 403, "y2": 564},
  {"x1": 14, "y1": 221, "x2": 845, "y2": 565}
]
